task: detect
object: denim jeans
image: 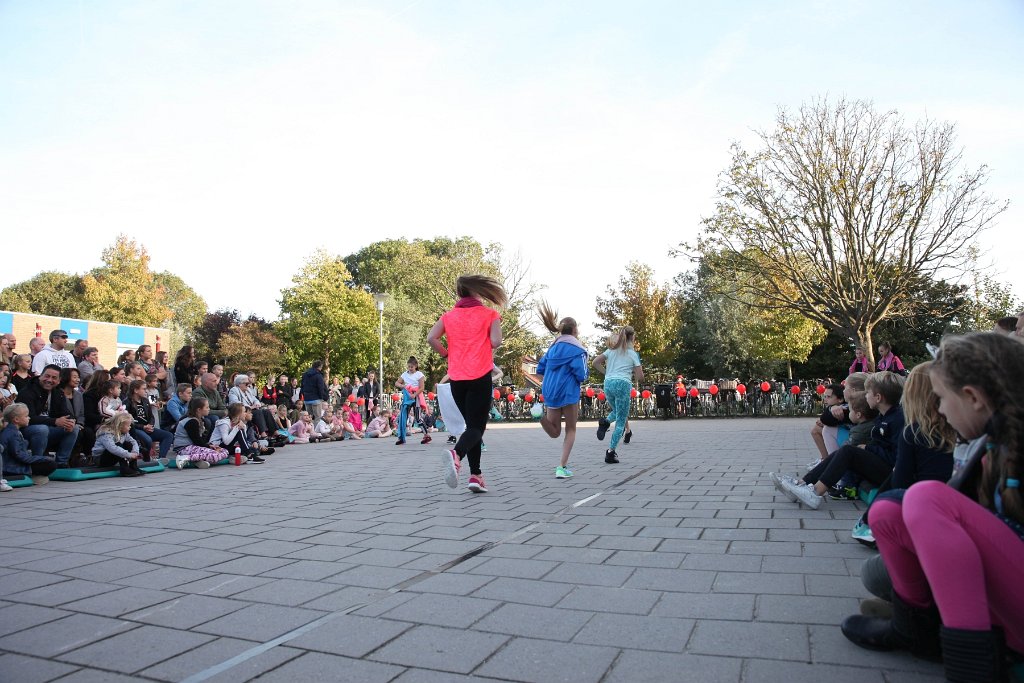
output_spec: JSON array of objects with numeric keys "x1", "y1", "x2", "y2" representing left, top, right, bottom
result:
[
  {"x1": 23, "y1": 424, "x2": 80, "y2": 467},
  {"x1": 131, "y1": 427, "x2": 174, "y2": 459}
]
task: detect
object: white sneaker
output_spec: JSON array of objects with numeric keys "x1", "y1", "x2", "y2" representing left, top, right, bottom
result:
[
  {"x1": 194, "y1": 460, "x2": 211, "y2": 469},
  {"x1": 0, "y1": 480, "x2": 12, "y2": 492},
  {"x1": 782, "y1": 479, "x2": 824, "y2": 509},
  {"x1": 851, "y1": 520, "x2": 875, "y2": 544},
  {"x1": 805, "y1": 460, "x2": 822, "y2": 471},
  {"x1": 176, "y1": 455, "x2": 188, "y2": 470},
  {"x1": 769, "y1": 472, "x2": 798, "y2": 502},
  {"x1": 31, "y1": 475, "x2": 49, "y2": 486},
  {"x1": 442, "y1": 449, "x2": 461, "y2": 488}
]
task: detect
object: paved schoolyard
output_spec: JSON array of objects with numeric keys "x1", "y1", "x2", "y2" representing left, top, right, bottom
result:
[{"x1": 0, "y1": 417, "x2": 943, "y2": 682}]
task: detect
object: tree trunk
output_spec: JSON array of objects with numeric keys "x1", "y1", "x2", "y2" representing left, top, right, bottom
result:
[
  {"x1": 857, "y1": 326, "x2": 875, "y2": 369},
  {"x1": 786, "y1": 359, "x2": 793, "y2": 380}
]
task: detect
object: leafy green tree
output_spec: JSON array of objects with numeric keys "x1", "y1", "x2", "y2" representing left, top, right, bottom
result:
[
  {"x1": 688, "y1": 97, "x2": 1006, "y2": 366},
  {"x1": 217, "y1": 321, "x2": 285, "y2": 379},
  {"x1": 193, "y1": 309, "x2": 242, "y2": 363},
  {"x1": 595, "y1": 262, "x2": 681, "y2": 369},
  {"x1": 81, "y1": 235, "x2": 171, "y2": 325},
  {"x1": 0, "y1": 272, "x2": 87, "y2": 318},
  {"x1": 153, "y1": 271, "x2": 208, "y2": 348},
  {"x1": 278, "y1": 251, "x2": 378, "y2": 378}
]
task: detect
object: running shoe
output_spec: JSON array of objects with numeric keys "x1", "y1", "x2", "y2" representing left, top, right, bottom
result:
[
  {"x1": 442, "y1": 449, "x2": 461, "y2": 488},
  {"x1": 421, "y1": 435, "x2": 432, "y2": 444},
  {"x1": 828, "y1": 485, "x2": 859, "y2": 501},
  {"x1": 467, "y1": 475, "x2": 488, "y2": 493},
  {"x1": 604, "y1": 449, "x2": 619, "y2": 464},
  {"x1": 851, "y1": 520, "x2": 876, "y2": 546},
  {"x1": 395, "y1": 439, "x2": 406, "y2": 446},
  {"x1": 1, "y1": 480, "x2": 13, "y2": 492},
  {"x1": 596, "y1": 418, "x2": 610, "y2": 441},
  {"x1": 781, "y1": 479, "x2": 824, "y2": 509},
  {"x1": 623, "y1": 430, "x2": 632, "y2": 444},
  {"x1": 194, "y1": 460, "x2": 211, "y2": 469},
  {"x1": 447, "y1": 435, "x2": 457, "y2": 444},
  {"x1": 769, "y1": 472, "x2": 798, "y2": 502},
  {"x1": 248, "y1": 455, "x2": 266, "y2": 464},
  {"x1": 555, "y1": 466, "x2": 573, "y2": 479},
  {"x1": 481, "y1": 442, "x2": 487, "y2": 452}
]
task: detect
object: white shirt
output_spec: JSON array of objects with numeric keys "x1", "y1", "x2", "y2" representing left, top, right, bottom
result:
[
  {"x1": 32, "y1": 345, "x2": 77, "y2": 375},
  {"x1": 401, "y1": 370, "x2": 425, "y2": 390}
]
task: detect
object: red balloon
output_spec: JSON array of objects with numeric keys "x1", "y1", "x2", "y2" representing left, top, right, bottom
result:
[
  {"x1": 427, "y1": 392, "x2": 435, "y2": 400},
  {"x1": 641, "y1": 389, "x2": 651, "y2": 399},
  {"x1": 597, "y1": 392, "x2": 606, "y2": 401},
  {"x1": 493, "y1": 389, "x2": 500, "y2": 400},
  {"x1": 630, "y1": 388, "x2": 638, "y2": 398},
  {"x1": 391, "y1": 393, "x2": 400, "y2": 402},
  {"x1": 791, "y1": 385, "x2": 802, "y2": 395},
  {"x1": 689, "y1": 387, "x2": 699, "y2": 398},
  {"x1": 676, "y1": 387, "x2": 685, "y2": 397},
  {"x1": 524, "y1": 393, "x2": 534, "y2": 403},
  {"x1": 737, "y1": 383, "x2": 747, "y2": 395},
  {"x1": 357, "y1": 397, "x2": 365, "y2": 406},
  {"x1": 709, "y1": 384, "x2": 719, "y2": 395},
  {"x1": 760, "y1": 382, "x2": 772, "y2": 392},
  {"x1": 348, "y1": 395, "x2": 358, "y2": 402},
  {"x1": 816, "y1": 384, "x2": 826, "y2": 395},
  {"x1": 585, "y1": 387, "x2": 595, "y2": 398}
]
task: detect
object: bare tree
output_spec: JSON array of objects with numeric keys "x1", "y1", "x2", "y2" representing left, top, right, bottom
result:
[{"x1": 688, "y1": 98, "x2": 1006, "y2": 364}]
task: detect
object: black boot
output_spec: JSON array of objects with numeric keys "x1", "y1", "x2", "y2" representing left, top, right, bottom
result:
[
  {"x1": 840, "y1": 593, "x2": 942, "y2": 661},
  {"x1": 604, "y1": 449, "x2": 619, "y2": 464},
  {"x1": 940, "y1": 627, "x2": 1005, "y2": 682}
]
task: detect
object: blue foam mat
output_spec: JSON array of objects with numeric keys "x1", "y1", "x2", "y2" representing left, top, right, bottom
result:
[{"x1": 4, "y1": 474, "x2": 34, "y2": 488}]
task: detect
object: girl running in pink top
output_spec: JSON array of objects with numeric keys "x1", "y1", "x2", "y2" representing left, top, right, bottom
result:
[{"x1": 427, "y1": 275, "x2": 506, "y2": 493}]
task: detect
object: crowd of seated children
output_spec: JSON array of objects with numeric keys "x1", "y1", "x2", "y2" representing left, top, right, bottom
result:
[
  {"x1": 840, "y1": 332, "x2": 1024, "y2": 682},
  {"x1": 171, "y1": 397, "x2": 230, "y2": 468},
  {"x1": 125, "y1": 379, "x2": 173, "y2": 462},
  {"x1": 211, "y1": 403, "x2": 267, "y2": 463}
]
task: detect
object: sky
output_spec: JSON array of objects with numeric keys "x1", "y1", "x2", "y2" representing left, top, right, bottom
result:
[{"x1": 1, "y1": 0, "x2": 1022, "y2": 337}]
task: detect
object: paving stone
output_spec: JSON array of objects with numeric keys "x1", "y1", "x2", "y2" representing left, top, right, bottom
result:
[
  {"x1": 543, "y1": 562, "x2": 635, "y2": 587},
  {"x1": 122, "y1": 593, "x2": 248, "y2": 629},
  {"x1": 757, "y1": 595, "x2": 860, "y2": 625},
  {"x1": 204, "y1": 555, "x2": 296, "y2": 574},
  {"x1": 286, "y1": 614, "x2": 412, "y2": 657},
  {"x1": 743, "y1": 659, "x2": 886, "y2": 682},
  {"x1": 808, "y1": 624, "x2": 944, "y2": 673},
  {"x1": 651, "y1": 592, "x2": 756, "y2": 621},
  {"x1": 761, "y1": 554, "x2": 850, "y2": 575},
  {"x1": 192, "y1": 603, "x2": 327, "y2": 641},
  {"x1": 0, "y1": 570, "x2": 71, "y2": 597},
  {"x1": 713, "y1": 571, "x2": 806, "y2": 595},
  {"x1": 475, "y1": 636, "x2": 618, "y2": 683},
  {"x1": 573, "y1": 612, "x2": 694, "y2": 652},
  {"x1": 326, "y1": 564, "x2": 422, "y2": 589},
  {"x1": 57, "y1": 624, "x2": 213, "y2": 674},
  {"x1": 404, "y1": 572, "x2": 494, "y2": 596},
  {"x1": 229, "y1": 578, "x2": 341, "y2": 607},
  {"x1": 228, "y1": 539, "x2": 314, "y2": 557},
  {"x1": 0, "y1": 613, "x2": 133, "y2": 658},
  {"x1": 188, "y1": 645, "x2": 304, "y2": 683},
  {"x1": 604, "y1": 650, "x2": 742, "y2": 682},
  {"x1": 556, "y1": 585, "x2": 661, "y2": 615},
  {"x1": 369, "y1": 625, "x2": 508, "y2": 674},
  {"x1": 470, "y1": 577, "x2": 575, "y2": 607},
  {"x1": 689, "y1": 620, "x2": 810, "y2": 661},
  {"x1": 59, "y1": 587, "x2": 178, "y2": 618},
  {"x1": 174, "y1": 574, "x2": 277, "y2": 597},
  {"x1": 0, "y1": 603, "x2": 71, "y2": 637},
  {"x1": 465, "y1": 557, "x2": 557, "y2": 579},
  {"x1": 138, "y1": 636, "x2": 262, "y2": 682},
  {"x1": 11, "y1": 551, "x2": 108, "y2": 573},
  {"x1": 104, "y1": 542, "x2": 191, "y2": 561},
  {"x1": 155, "y1": 548, "x2": 243, "y2": 569},
  {"x1": 680, "y1": 553, "x2": 762, "y2": 572},
  {"x1": 474, "y1": 603, "x2": 593, "y2": 640},
  {"x1": 251, "y1": 651, "x2": 406, "y2": 682},
  {"x1": 113, "y1": 566, "x2": 213, "y2": 590},
  {"x1": 378, "y1": 592, "x2": 501, "y2": 628},
  {"x1": 0, "y1": 653, "x2": 79, "y2": 683},
  {"x1": 623, "y1": 567, "x2": 716, "y2": 593}
]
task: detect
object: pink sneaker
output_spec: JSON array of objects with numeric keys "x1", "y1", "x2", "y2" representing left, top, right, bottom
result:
[
  {"x1": 442, "y1": 449, "x2": 461, "y2": 488},
  {"x1": 467, "y1": 475, "x2": 488, "y2": 493}
]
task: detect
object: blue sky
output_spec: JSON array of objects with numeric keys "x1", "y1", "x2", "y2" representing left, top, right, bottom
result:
[{"x1": 1, "y1": 0, "x2": 1022, "y2": 336}]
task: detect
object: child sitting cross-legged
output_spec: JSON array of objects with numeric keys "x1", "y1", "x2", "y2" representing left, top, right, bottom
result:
[
  {"x1": 771, "y1": 371, "x2": 905, "y2": 509},
  {"x1": 365, "y1": 409, "x2": 393, "y2": 438},
  {"x1": 289, "y1": 410, "x2": 316, "y2": 443},
  {"x1": 314, "y1": 409, "x2": 338, "y2": 441},
  {"x1": 92, "y1": 413, "x2": 145, "y2": 477}
]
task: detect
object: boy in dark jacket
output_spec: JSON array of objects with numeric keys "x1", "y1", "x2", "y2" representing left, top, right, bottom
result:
[{"x1": 1, "y1": 403, "x2": 58, "y2": 482}]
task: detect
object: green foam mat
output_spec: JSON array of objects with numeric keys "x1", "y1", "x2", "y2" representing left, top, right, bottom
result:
[
  {"x1": 139, "y1": 461, "x2": 165, "y2": 473},
  {"x1": 49, "y1": 466, "x2": 121, "y2": 481},
  {"x1": 4, "y1": 474, "x2": 34, "y2": 488}
]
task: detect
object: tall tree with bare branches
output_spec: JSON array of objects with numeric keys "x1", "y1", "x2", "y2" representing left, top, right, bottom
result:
[{"x1": 687, "y1": 98, "x2": 1006, "y2": 365}]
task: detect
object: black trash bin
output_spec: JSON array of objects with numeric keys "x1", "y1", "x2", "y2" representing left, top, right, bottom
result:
[{"x1": 655, "y1": 383, "x2": 673, "y2": 410}]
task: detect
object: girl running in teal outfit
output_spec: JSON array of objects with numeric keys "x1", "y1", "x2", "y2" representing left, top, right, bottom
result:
[{"x1": 592, "y1": 326, "x2": 644, "y2": 463}]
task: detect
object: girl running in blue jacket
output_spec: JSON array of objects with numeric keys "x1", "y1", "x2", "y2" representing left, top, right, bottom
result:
[{"x1": 536, "y1": 303, "x2": 588, "y2": 479}]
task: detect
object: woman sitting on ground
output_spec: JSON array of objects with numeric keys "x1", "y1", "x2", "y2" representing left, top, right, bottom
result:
[{"x1": 58, "y1": 368, "x2": 94, "y2": 465}]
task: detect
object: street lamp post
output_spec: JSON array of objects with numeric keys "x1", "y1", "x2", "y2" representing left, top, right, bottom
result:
[{"x1": 372, "y1": 293, "x2": 390, "y2": 395}]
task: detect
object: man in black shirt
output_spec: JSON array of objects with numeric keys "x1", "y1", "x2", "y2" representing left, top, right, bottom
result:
[{"x1": 20, "y1": 364, "x2": 80, "y2": 466}]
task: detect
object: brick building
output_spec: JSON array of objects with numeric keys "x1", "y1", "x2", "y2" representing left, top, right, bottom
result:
[{"x1": 1, "y1": 310, "x2": 171, "y2": 369}]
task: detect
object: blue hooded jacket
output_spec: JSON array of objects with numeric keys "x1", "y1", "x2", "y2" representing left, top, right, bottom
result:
[{"x1": 536, "y1": 335, "x2": 589, "y2": 408}]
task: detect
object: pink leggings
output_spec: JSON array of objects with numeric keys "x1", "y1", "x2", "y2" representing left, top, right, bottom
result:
[{"x1": 870, "y1": 480, "x2": 1024, "y2": 651}]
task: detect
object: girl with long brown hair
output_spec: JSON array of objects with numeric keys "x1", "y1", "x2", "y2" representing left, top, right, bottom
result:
[{"x1": 536, "y1": 303, "x2": 588, "y2": 479}]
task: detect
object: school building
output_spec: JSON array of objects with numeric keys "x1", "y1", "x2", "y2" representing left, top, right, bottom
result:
[{"x1": 1, "y1": 310, "x2": 171, "y2": 369}]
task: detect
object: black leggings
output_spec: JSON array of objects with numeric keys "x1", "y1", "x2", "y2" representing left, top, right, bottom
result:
[
  {"x1": 98, "y1": 450, "x2": 140, "y2": 475},
  {"x1": 804, "y1": 444, "x2": 893, "y2": 489},
  {"x1": 449, "y1": 372, "x2": 492, "y2": 475}
]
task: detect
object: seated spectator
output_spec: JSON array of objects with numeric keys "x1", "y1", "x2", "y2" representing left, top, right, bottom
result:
[
  {"x1": 81, "y1": 369, "x2": 109, "y2": 430},
  {"x1": 145, "y1": 373, "x2": 162, "y2": 413},
  {"x1": 77, "y1": 347, "x2": 104, "y2": 381},
  {"x1": 1, "y1": 403, "x2": 58, "y2": 484},
  {"x1": 810, "y1": 383, "x2": 847, "y2": 463},
  {"x1": 289, "y1": 410, "x2": 315, "y2": 443},
  {"x1": 128, "y1": 362, "x2": 147, "y2": 382},
  {"x1": 772, "y1": 371, "x2": 905, "y2": 509},
  {"x1": 365, "y1": 409, "x2": 393, "y2": 438},
  {"x1": 20, "y1": 365, "x2": 80, "y2": 467},
  {"x1": 289, "y1": 398, "x2": 304, "y2": 425},
  {"x1": 117, "y1": 349, "x2": 136, "y2": 369},
  {"x1": 28, "y1": 336, "x2": 45, "y2": 364},
  {"x1": 0, "y1": 333, "x2": 15, "y2": 368},
  {"x1": 193, "y1": 372, "x2": 227, "y2": 430},
  {"x1": 261, "y1": 376, "x2": 278, "y2": 406},
  {"x1": 273, "y1": 403, "x2": 292, "y2": 440},
  {"x1": 108, "y1": 366, "x2": 129, "y2": 395},
  {"x1": 91, "y1": 413, "x2": 144, "y2": 477},
  {"x1": 338, "y1": 406, "x2": 363, "y2": 439},
  {"x1": 0, "y1": 364, "x2": 18, "y2": 410},
  {"x1": 173, "y1": 346, "x2": 197, "y2": 389},
  {"x1": 136, "y1": 344, "x2": 166, "y2": 384},
  {"x1": 275, "y1": 374, "x2": 293, "y2": 411},
  {"x1": 347, "y1": 403, "x2": 364, "y2": 434},
  {"x1": 10, "y1": 354, "x2": 33, "y2": 393},
  {"x1": 888, "y1": 362, "x2": 956, "y2": 490},
  {"x1": 99, "y1": 380, "x2": 127, "y2": 420},
  {"x1": 227, "y1": 374, "x2": 274, "y2": 439},
  {"x1": 31, "y1": 330, "x2": 77, "y2": 375},
  {"x1": 125, "y1": 379, "x2": 173, "y2": 461},
  {"x1": 193, "y1": 361, "x2": 209, "y2": 388},
  {"x1": 171, "y1": 397, "x2": 228, "y2": 469},
  {"x1": 58, "y1": 368, "x2": 94, "y2": 465},
  {"x1": 210, "y1": 403, "x2": 266, "y2": 463},
  {"x1": 70, "y1": 339, "x2": 89, "y2": 366},
  {"x1": 163, "y1": 383, "x2": 192, "y2": 428},
  {"x1": 211, "y1": 364, "x2": 228, "y2": 399},
  {"x1": 314, "y1": 408, "x2": 338, "y2": 441}
]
